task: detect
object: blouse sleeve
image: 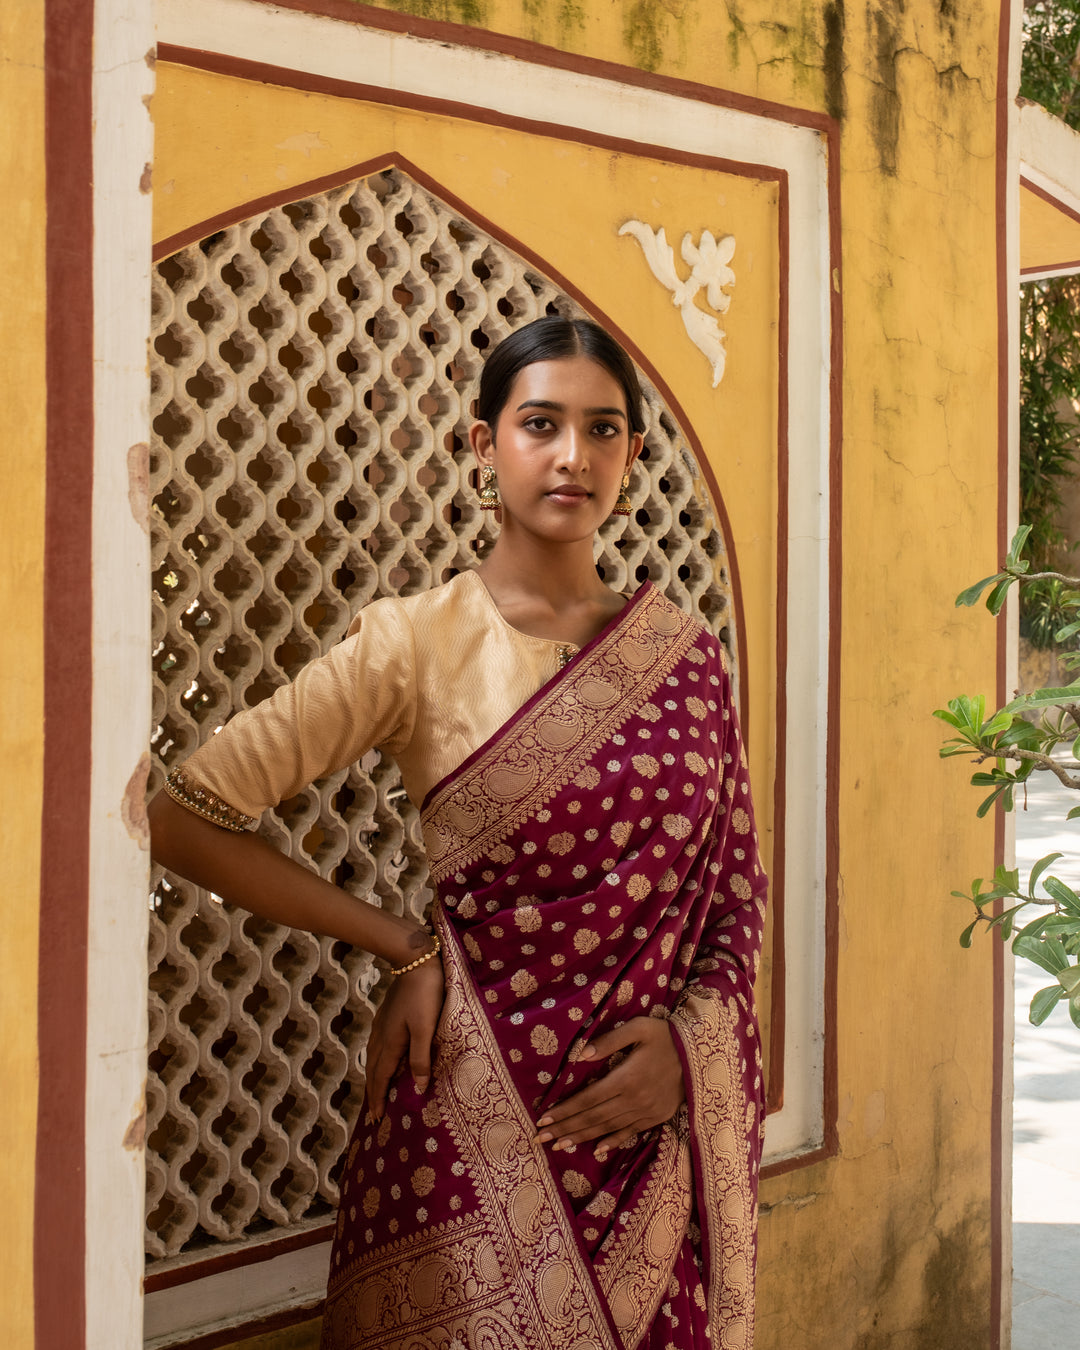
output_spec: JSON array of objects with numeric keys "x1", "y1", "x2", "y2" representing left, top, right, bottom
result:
[{"x1": 164, "y1": 597, "x2": 418, "y2": 830}]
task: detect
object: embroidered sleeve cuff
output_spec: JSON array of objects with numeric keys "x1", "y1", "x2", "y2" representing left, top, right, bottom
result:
[{"x1": 164, "y1": 766, "x2": 258, "y2": 833}]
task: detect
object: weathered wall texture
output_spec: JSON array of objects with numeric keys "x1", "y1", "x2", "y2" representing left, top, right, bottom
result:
[{"x1": 0, "y1": 1, "x2": 45, "y2": 1345}]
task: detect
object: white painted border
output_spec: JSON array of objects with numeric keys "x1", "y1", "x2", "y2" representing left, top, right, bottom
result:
[
  {"x1": 87, "y1": 3, "x2": 156, "y2": 1350},
  {"x1": 145, "y1": 0, "x2": 835, "y2": 1336}
]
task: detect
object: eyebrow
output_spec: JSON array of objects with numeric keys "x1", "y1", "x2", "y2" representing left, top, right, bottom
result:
[{"x1": 514, "y1": 399, "x2": 626, "y2": 419}]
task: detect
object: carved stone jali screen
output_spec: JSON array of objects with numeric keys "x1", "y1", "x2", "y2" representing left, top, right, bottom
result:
[{"x1": 147, "y1": 167, "x2": 738, "y2": 1262}]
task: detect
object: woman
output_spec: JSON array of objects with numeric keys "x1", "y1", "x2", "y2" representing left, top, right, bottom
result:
[{"x1": 149, "y1": 316, "x2": 767, "y2": 1350}]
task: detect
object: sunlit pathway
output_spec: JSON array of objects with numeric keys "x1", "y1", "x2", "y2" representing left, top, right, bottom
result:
[{"x1": 1010, "y1": 766, "x2": 1080, "y2": 1350}]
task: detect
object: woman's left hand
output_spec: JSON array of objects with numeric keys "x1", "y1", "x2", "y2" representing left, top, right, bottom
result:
[{"x1": 533, "y1": 1016, "x2": 686, "y2": 1159}]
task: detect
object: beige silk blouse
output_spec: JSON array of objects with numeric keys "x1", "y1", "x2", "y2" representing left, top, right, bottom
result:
[{"x1": 174, "y1": 570, "x2": 580, "y2": 822}]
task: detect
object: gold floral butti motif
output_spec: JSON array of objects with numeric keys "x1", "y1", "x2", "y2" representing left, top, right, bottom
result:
[
  {"x1": 670, "y1": 988, "x2": 758, "y2": 1349},
  {"x1": 422, "y1": 586, "x2": 695, "y2": 884}
]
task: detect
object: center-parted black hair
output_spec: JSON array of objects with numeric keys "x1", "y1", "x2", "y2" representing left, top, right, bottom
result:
[{"x1": 476, "y1": 316, "x2": 646, "y2": 437}]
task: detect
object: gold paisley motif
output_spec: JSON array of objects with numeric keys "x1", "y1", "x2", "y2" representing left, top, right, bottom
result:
[{"x1": 486, "y1": 763, "x2": 540, "y2": 801}]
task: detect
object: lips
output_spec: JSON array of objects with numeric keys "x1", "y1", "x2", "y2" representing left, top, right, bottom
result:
[{"x1": 546, "y1": 485, "x2": 591, "y2": 500}]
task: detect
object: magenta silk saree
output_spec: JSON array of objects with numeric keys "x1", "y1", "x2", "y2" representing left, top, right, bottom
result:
[{"x1": 321, "y1": 583, "x2": 768, "y2": 1350}]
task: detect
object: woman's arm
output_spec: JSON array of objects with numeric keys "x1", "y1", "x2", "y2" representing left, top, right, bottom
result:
[
  {"x1": 148, "y1": 791, "x2": 434, "y2": 967},
  {"x1": 149, "y1": 791, "x2": 445, "y2": 1112}
]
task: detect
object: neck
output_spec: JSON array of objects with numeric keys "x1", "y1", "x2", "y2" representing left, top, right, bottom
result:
[{"x1": 477, "y1": 529, "x2": 610, "y2": 613}]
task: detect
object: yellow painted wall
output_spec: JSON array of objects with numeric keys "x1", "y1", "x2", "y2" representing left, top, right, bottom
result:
[
  {"x1": 0, "y1": 1, "x2": 44, "y2": 1344},
  {"x1": 158, "y1": 4, "x2": 1007, "y2": 1348}
]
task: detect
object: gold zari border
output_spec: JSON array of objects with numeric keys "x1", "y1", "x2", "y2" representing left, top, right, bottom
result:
[
  {"x1": 670, "y1": 987, "x2": 756, "y2": 1350},
  {"x1": 421, "y1": 587, "x2": 698, "y2": 884}
]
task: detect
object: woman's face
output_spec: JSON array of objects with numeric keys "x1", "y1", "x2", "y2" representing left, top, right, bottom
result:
[{"x1": 470, "y1": 355, "x2": 642, "y2": 545}]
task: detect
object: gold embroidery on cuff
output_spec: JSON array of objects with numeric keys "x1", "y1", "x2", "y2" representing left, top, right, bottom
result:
[{"x1": 163, "y1": 766, "x2": 256, "y2": 833}]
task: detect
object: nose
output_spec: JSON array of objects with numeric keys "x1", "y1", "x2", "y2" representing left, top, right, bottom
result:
[{"x1": 555, "y1": 425, "x2": 588, "y2": 473}]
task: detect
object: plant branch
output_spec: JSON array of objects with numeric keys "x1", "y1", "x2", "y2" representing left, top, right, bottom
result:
[
  {"x1": 981, "y1": 746, "x2": 1080, "y2": 788},
  {"x1": 1017, "y1": 569, "x2": 1080, "y2": 586}
]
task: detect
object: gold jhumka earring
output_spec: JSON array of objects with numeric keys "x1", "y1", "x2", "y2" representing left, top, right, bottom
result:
[
  {"x1": 478, "y1": 465, "x2": 500, "y2": 511},
  {"x1": 612, "y1": 471, "x2": 632, "y2": 517}
]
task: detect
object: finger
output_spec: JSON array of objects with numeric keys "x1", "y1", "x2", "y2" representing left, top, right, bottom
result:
[
  {"x1": 592, "y1": 1126, "x2": 640, "y2": 1160},
  {"x1": 578, "y1": 1017, "x2": 654, "y2": 1063},
  {"x1": 367, "y1": 1033, "x2": 407, "y2": 1121},
  {"x1": 408, "y1": 1029, "x2": 434, "y2": 1094},
  {"x1": 538, "y1": 1101, "x2": 640, "y2": 1148},
  {"x1": 536, "y1": 1078, "x2": 615, "y2": 1130}
]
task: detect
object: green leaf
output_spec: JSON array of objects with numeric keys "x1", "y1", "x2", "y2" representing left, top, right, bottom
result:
[
  {"x1": 1070, "y1": 999, "x2": 1080, "y2": 1031},
  {"x1": 986, "y1": 577, "x2": 1014, "y2": 616},
  {"x1": 1030, "y1": 984, "x2": 1065, "y2": 1025},
  {"x1": 1056, "y1": 964, "x2": 1080, "y2": 997},
  {"x1": 1014, "y1": 934, "x2": 1071, "y2": 975},
  {"x1": 1014, "y1": 912, "x2": 1054, "y2": 943},
  {"x1": 1044, "y1": 877, "x2": 1080, "y2": 917},
  {"x1": 1029, "y1": 852, "x2": 1064, "y2": 896},
  {"x1": 956, "y1": 574, "x2": 1007, "y2": 608},
  {"x1": 959, "y1": 919, "x2": 979, "y2": 948},
  {"x1": 1067, "y1": 804, "x2": 1080, "y2": 821},
  {"x1": 1001, "y1": 679, "x2": 1080, "y2": 715},
  {"x1": 1007, "y1": 524, "x2": 1033, "y2": 565}
]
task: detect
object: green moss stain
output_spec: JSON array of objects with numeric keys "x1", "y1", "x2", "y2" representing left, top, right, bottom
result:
[
  {"x1": 870, "y1": 6, "x2": 902, "y2": 176},
  {"x1": 371, "y1": 0, "x2": 493, "y2": 28},
  {"x1": 823, "y1": 2, "x2": 845, "y2": 121},
  {"x1": 623, "y1": 0, "x2": 666, "y2": 73}
]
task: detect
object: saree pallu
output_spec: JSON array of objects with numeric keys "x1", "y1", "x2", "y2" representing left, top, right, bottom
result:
[{"x1": 321, "y1": 584, "x2": 768, "y2": 1350}]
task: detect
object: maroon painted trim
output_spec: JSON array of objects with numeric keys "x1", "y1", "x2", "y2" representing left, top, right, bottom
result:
[
  {"x1": 244, "y1": 0, "x2": 834, "y2": 134},
  {"x1": 145, "y1": 1223, "x2": 334, "y2": 1293},
  {"x1": 1020, "y1": 173, "x2": 1080, "y2": 227},
  {"x1": 153, "y1": 152, "x2": 400, "y2": 262},
  {"x1": 991, "y1": 6, "x2": 1014, "y2": 1348},
  {"x1": 1020, "y1": 259, "x2": 1080, "y2": 276},
  {"x1": 760, "y1": 1142, "x2": 834, "y2": 1182},
  {"x1": 37, "y1": 0, "x2": 95, "y2": 1344},
  {"x1": 152, "y1": 1303, "x2": 323, "y2": 1350}
]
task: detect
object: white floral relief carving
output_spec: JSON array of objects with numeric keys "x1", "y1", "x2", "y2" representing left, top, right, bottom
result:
[{"x1": 619, "y1": 222, "x2": 735, "y2": 386}]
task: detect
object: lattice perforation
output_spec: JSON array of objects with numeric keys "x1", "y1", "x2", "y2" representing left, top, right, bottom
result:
[{"x1": 147, "y1": 166, "x2": 736, "y2": 1263}]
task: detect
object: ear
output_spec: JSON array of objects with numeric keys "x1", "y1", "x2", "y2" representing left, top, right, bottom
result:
[
  {"x1": 470, "y1": 420, "x2": 495, "y2": 469},
  {"x1": 626, "y1": 430, "x2": 644, "y2": 472}
]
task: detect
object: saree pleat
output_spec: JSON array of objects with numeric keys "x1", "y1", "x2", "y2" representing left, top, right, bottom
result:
[{"x1": 322, "y1": 585, "x2": 767, "y2": 1350}]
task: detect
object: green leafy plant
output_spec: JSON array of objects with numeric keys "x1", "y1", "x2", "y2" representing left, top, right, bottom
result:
[
  {"x1": 1021, "y1": 1, "x2": 1080, "y2": 130},
  {"x1": 935, "y1": 526, "x2": 1080, "y2": 1029}
]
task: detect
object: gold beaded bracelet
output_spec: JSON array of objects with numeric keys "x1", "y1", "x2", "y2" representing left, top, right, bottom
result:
[{"x1": 389, "y1": 931, "x2": 442, "y2": 977}]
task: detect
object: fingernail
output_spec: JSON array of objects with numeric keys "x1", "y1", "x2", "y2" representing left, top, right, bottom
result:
[
  {"x1": 536, "y1": 1115, "x2": 553, "y2": 1128},
  {"x1": 414, "y1": 1077, "x2": 429, "y2": 1094},
  {"x1": 579, "y1": 1046, "x2": 596, "y2": 1060},
  {"x1": 552, "y1": 1139, "x2": 566, "y2": 1152},
  {"x1": 536, "y1": 1131, "x2": 552, "y2": 1145}
]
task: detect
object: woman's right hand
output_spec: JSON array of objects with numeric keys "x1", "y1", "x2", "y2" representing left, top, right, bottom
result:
[{"x1": 364, "y1": 955, "x2": 445, "y2": 1121}]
